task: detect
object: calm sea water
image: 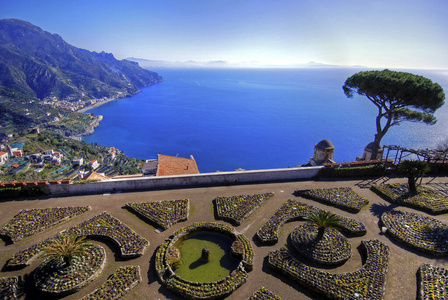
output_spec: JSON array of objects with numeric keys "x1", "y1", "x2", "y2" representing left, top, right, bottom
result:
[{"x1": 83, "y1": 68, "x2": 448, "y2": 173}]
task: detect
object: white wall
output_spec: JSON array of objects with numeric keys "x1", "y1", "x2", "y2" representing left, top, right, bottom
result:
[{"x1": 48, "y1": 166, "x2": 321, "y2": 196}]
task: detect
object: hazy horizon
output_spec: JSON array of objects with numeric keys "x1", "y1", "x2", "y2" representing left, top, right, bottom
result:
[{"x1": 1, "y1": 0, "x2": 448, "y2": 70}]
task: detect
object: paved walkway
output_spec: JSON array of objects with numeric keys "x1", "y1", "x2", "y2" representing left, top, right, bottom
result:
[{"x1": 1, "y1": 175, "x2": 448, "y2": 299}]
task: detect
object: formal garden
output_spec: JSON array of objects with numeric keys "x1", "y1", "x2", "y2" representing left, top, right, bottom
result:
[
  {"x1": 126, "y1": 199, "x2": 189, "y2": 230},
  {"x1": 0, "y1": 179, "x2": 448, "y2": 299},
  {"x1": 268, "y1": 240, "x2": 390, "y2": 300},
  {"x1": 380, "y1": 210, "x2": 448, "y2": 255},
  {"x1": 249, "y1": 287, "x2": 282, "y2": 300},
  {"x1": 155, "y1": 222, "x2": 254, "y2": 299},
  {"x1": 371, "y1": 183, "x2": 448, "y2": 214},
  {"x1": 256, "y1": 199, "x2": 366, "y2": 244},
  {"x1": 213, "y1": 193, "x2": 274, "y2": 225},
  {"x1": 294, "y1": 187, "x2": 369, "y2": 212},
  {"x1": 0, "y1": 206, "x2": 90, "y2": 243},
  {"x1": 419, "y1": 264, "x2": 448, "y2": 300}
]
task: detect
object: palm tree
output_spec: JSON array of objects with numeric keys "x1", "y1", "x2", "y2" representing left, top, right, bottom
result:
[
  {"x1": 41, "y1": 234, "x2": 90, "y2": 267},
  {"x1": 304, "y1": 210, "x2": 342, "y2": 239}
]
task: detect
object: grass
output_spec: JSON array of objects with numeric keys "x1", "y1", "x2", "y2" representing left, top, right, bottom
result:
[{"x1": 173, "y1": 231, "x2": 239, "y2": 282}]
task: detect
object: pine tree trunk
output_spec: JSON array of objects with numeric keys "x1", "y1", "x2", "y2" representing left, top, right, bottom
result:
[{"x1": 408, "y1": 175, "x2": 417, "y2": 195}]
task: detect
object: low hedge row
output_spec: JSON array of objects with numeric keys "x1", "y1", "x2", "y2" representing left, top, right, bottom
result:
[
  {"x1": 81, "y1": 266, "x2": 141, "y2": 300},
  {"x1": 0, "y1": 276, "x2": 18, "y2": 300},
  {"x1": 0, "y1": 186, "x2": 44, "y2": 199},
  {"x1": 419, "y1": 264, "x2": 448, "y2": 300},
  {"x1": 249, "y1": 287, "x2": 283, "y2": 300},
  {"x1": 155, "y1": 222, "x2": 253, "y2": 299},
  {"x1": 317, "y1": 164, "x2": 386, "y2": 178},
  {"x1": 268, "y1": 240, "x2": 389, "y2": 300}
]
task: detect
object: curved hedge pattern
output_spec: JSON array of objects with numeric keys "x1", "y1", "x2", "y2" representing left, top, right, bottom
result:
[
  {"x1": 371, "y1": 184, "x2": 448, "y2": 214},
  {"x1": 268, "y1": 240, "x2": 389, "y2": 300},
  {"x1": 34, "y1": 244, "x2": 105, "y2": 295},
  {"x1": 419, "y1": 264, "x2": 448, "y2": 300},
  {"x1": 6, "y1": 212, "x2": 149, "y2": 268},
  {"x1": 0, "y1": 277, "x2": 18, "y2": 300},
  {"x1": 0, "y1": 206, "x2": 90, "y2": 242},
  {"x1": 381, "y1": 210, "x2": 448, "y2": 255},
  {"x1": 256, "y1": 199, "x2": 366, "y2": 244},
  {"x1": 290, "y1": 224, "x2": 351, "y2": 264},
  {"x1": 155, "y1": 222, "x2": 253, "y2": 299},
  {"x1": 80, "y1": 266, "x2": 141, "y2": 300}
]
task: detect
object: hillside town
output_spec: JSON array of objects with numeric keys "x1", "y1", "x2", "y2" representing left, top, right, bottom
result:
[{"x1": 0, "y1": 130, "x2": 201, "y2": 185}]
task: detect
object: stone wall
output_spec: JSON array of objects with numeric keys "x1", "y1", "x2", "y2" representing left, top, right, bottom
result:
[{"x1": 48, "y1": 166, "x2": 321, "y2": 196}]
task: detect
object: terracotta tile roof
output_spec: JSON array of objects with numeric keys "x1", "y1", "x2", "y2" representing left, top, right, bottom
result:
[
  {"x1": 82, "y1": 171, "x2": 109, "y2": 181},
  {"x1": 156, "y1": 154, "x2": 200, "y2": 176}
]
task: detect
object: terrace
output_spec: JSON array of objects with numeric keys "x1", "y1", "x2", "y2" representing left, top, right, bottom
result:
[{"x1": 0, "y1": 176, "x2": 447, "y2": 299}]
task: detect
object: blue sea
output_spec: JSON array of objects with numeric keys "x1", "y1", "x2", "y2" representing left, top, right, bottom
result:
[{"x1": 83, "y1": 68, "x2": 448, "y2": 173}]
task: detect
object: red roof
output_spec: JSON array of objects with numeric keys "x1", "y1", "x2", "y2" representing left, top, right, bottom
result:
[{"x1": 156, "y1": 154, "x2": 200, "y2": 176}]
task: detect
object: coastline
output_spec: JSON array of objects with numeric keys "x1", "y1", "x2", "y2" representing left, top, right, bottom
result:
[
  {"x1": 68, "y1": 115, "x2": 103, "y2": 141},
  {"x1": 74, "y1": 90, "x2": 142, "y2": 138},
  {"x1": 77, "y1": 95, "x2": 131, "y2": 113}
]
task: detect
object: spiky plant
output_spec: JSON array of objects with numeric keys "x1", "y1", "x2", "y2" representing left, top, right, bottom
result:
[
  {"x1": 41, "y1": 235, "x2": 90, "y2": 266},
  {"x1": 305, "y1": 210, "x2": 342, "y2": 239}
]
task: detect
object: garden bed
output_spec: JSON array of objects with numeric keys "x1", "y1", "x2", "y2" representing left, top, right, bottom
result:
[
  {"x1": 295, "y1": 187, "x2": 368, "y2": 212},
  {"x1": 0, "y1": 206, "x2": 90, "y2": 242},
  {"x1": 249, "y1": 287, "x2": 283, "y2": 300},
  {"x1": 6, "y1": 212, "x2": 149, "y2": 268},
  {"x1": 418, "y1": 264, "x2": 448, "y2": 300},
  {"x1": 256, "y1": 199, "x2": 366, "y2": 244},
  {"x1": 214, "y1": 193, "x2": 274, "y2": 225},
  {"x1": 290, "y1": 224, "x2": 351, "y2": 265},
  {"x1": 371, "y1": 183, "x2": 448, "y2": 214},
  {"x1": 34, "y1": 244, "x2": 105, "y2": 296},
  {"x1": 0, "y1": 276, "x2": 18, "y2": 300},
  {"x1": 80, "y1": 266, "x2": 141, "y2": 300},
  {"x1": 155, "y1": 222, "x2": 253, "y2": 299},
  {"x1": 268, "y1": 240, "x2": 389, "y2": 300},
  {"x1": 126, "y1": 199, "x2": 189, "y2": 230},
  {"x1": 380, "y1": 210, "x2": 448, "y2": 255}
]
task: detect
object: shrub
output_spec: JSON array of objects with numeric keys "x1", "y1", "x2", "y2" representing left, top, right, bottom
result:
[{"x1": 317, "y1": 164, "x2": 386, "y2": 178}]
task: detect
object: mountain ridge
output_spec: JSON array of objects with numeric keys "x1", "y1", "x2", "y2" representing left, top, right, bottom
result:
[{"x1": 0, "y1": 18, "x2": 162, "y2": 101}]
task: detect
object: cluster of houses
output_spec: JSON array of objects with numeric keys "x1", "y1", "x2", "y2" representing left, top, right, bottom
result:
[
  {"x1": 0, "y1": 136, "x2": 201, "y2": 183},
  {"x1": 0, "y1": 142, "x2": 25, "y2": 165},
  {"x1": 0, "y1": 139, "x2": 108, "y2": 179}
]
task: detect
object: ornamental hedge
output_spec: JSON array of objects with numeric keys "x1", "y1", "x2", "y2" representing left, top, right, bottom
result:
[
  {"x1": 268, "y1": 240, "x2": 389, "y2": 300},
  {"x1": 155, "y1": 222, "x2": 253, "y2": 299}
]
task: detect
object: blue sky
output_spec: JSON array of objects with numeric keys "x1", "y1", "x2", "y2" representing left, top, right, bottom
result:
[{"x1": 1, "y1": 0, "x2": 447, "y2": 69}]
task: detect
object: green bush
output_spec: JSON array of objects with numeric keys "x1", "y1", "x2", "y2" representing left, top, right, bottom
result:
[
  {"x1": 317, "y1": 164, "x2": 386, "y2": 178},
  {"x1": 0, "y1": 186, "x2": 44, "y2": 199}
]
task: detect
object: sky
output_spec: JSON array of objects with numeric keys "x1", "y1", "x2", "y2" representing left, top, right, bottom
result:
[{"x1": 1, "y1": 0, "x2": 447, "y2": 69}]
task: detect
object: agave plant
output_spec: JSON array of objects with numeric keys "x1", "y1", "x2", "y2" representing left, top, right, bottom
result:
[
  {"x1": 305, "y1": 210, "x2": 342, "y2": 239},
  {"x1": 41, "y1": 234, "x2": 90, "y2": 266}
]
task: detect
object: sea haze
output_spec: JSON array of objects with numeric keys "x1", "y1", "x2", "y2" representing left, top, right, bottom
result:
[{"x1": 83, "y1": 68, "x2": 448, "y2": 173}]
